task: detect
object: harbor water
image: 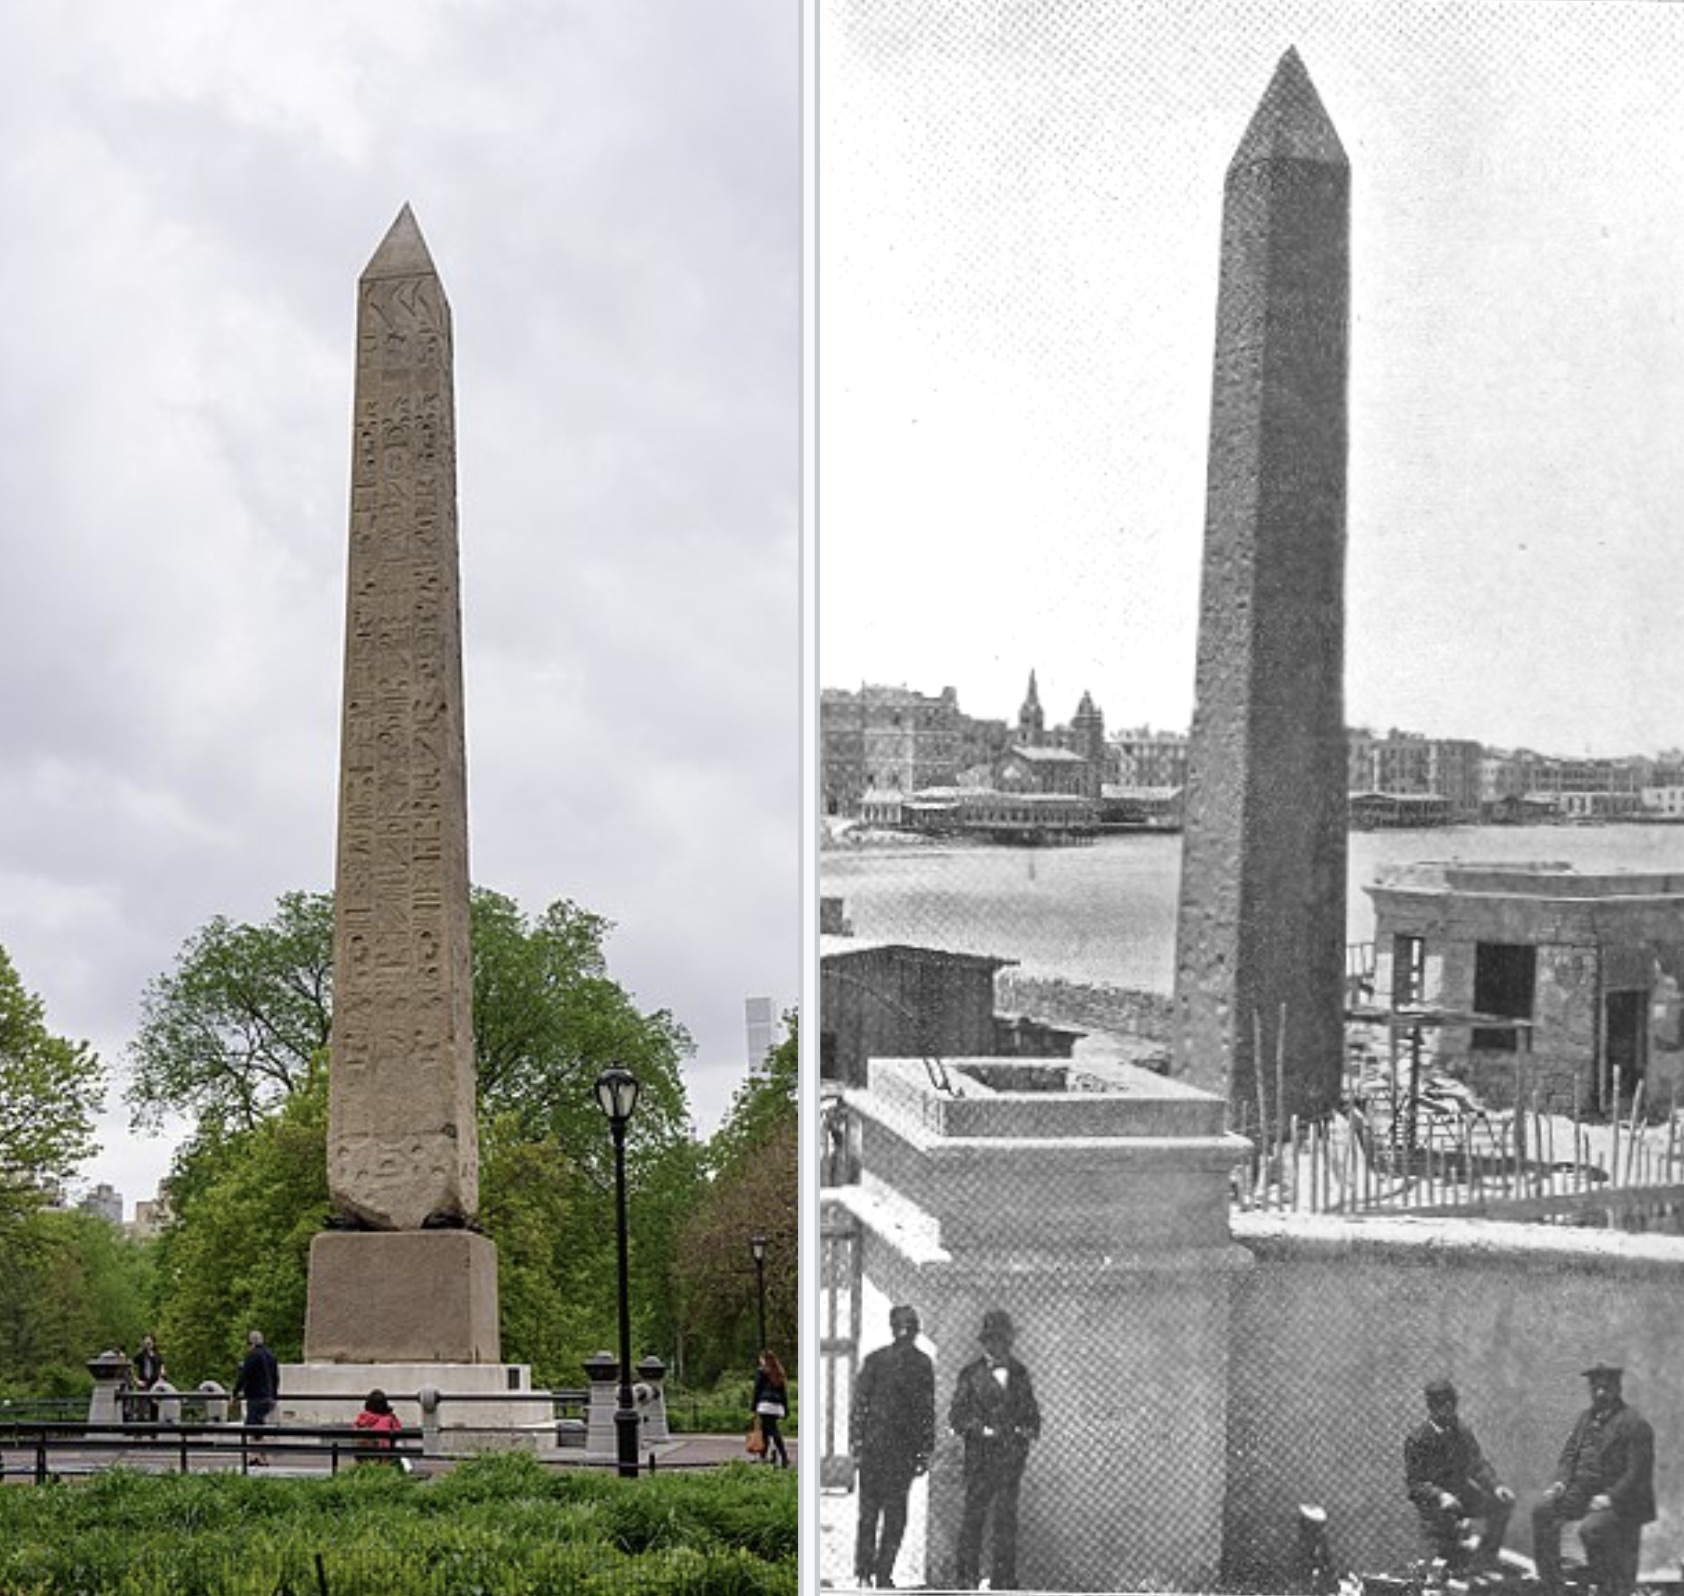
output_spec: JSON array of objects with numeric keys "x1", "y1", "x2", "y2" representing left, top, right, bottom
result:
[{"x1": 821, "y1": 824, "x2": 1684, "y2": 992}]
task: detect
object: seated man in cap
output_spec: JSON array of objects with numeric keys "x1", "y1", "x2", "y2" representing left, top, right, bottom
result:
[
  {"x1": 949, "y1": 1308, "x2": 1041, "y2": 1592},
  {"x1": 1404, "y1": 1378, "x2": 1514, "y2": 1571},
  {"x1": 1532, "y1": 1363, "x2": 1655, "y2": 1596}
]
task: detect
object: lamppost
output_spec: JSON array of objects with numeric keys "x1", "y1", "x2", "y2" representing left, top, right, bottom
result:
[
  {"x1": 749, "y1": 1232, "x2": 768, "y2": 1351},
  {"x1": 594, "y1": 1064, "x2": 641, "y2": 1479}
]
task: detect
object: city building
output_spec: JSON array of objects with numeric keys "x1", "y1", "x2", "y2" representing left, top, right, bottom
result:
[{"x1": 1368, "y1": 861, "x2": 1684, "y2": 1112}]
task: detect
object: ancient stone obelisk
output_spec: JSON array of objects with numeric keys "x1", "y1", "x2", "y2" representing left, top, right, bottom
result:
[
  {"x1": 1171, "y1": 50, "x2": 1350, "y2": 1128},
  {"x1": 304, "y1": 206, "x2": 500, "y2": 1364}
]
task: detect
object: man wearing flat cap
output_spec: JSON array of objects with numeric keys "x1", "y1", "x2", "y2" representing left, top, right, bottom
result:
[
  {"x1": 949, "y1": 1308, "x2": 1041, "y2": 1591},
  {"x1": 1405, "y1": 1378, "x2": 1514, "y2": 1569},
  {"x1": 851, "y1": 1304, "x2": 936, "y2": 1589},
  {"x1": 1532, "y1": 1362, "x2": 1655, "y2": 1596}
]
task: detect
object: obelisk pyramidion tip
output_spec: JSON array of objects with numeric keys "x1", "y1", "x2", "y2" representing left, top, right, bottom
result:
[
  {"x1": 1229, "y1": 48, "x2": 1347, "y2": 171},
  {"x1": 361, "y1": 203, "x2": 439, "y2": 281}
]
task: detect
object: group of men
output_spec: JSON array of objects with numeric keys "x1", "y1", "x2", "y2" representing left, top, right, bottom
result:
[
  {"x1": 1407, "y1": 1365, "x2": 1655, "y2": 1596},
  {"x1": 851, "y1": 1304, "x2": 1039, "y2": 1591},
  {"x1": 851, "y1": 1309, "x2": 1658, "y2": 1596}
]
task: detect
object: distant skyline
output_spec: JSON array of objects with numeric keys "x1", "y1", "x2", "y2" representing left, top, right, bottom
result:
[
  {"x1": 818, "y1": 1, "x2": 1684, "y2": 763},
  {"x1": 821, "y1": 667, "x2": 1684, "y2": 762}
]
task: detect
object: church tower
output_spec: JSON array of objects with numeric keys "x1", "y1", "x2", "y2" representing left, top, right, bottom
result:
[
  {"x1": 1017, "y1": 670, "x2": 1045, "y2": 748},
  {"x1": 1072, "y1": 690, "x2": 1106, "y2": 801}
]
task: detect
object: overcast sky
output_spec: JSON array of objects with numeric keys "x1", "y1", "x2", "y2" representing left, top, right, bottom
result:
[
  {"x1": 0, "y1": 2, "x2": 798, "y2": 1213},
  {"x1": 818, "y1": 1, "x2": 1684, "y2": 760}
]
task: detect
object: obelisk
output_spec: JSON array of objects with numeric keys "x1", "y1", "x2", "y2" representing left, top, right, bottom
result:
[
  {"x1": 304, "y1": 206, "x2": 500, "y2": 1364},
  {"x1": 1171, "y1": 50, "x2": 1350, "y2": 1128}
]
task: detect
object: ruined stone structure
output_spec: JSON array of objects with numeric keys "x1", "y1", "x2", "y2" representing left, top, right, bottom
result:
[
  {"x1": 1173, "y1": 49, "x2": 1350, "y2": 1125},
  {"x1": 303, "y1": 206, "x2": 500, "y2": 1367},
  {"x1": 1368, "y1": 861, "x2": 1684, "y2": 1112}
]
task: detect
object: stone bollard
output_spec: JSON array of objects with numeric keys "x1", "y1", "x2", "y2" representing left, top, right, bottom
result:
[
  {"x1": 85, "y1": 1350, "x2": 132, "y2": 1428},
  {"x1": 635, "y1": 1355, "x2": 670, "y2": 1446},
  {"x1": 582, "y1": 1352, "x2": 621, "y2": 1457},
  {"x1": 417, "y1": 1385, "x2": 442, "y2": 1455},
  {"x1": 152, "y1": 1379, "x2": 181, "y2": 1426},
  {"x1": 197, "y1": 1380, "x2": 229, "y2": 1425}
]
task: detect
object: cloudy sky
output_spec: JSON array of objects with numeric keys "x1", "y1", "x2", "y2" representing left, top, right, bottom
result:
[
  {"x1": 0, "y1": 2, "x2": 799, "y2": 1211},
  {"x1": 818, "y1": 1, "x2": 1684, "y2": 759}
]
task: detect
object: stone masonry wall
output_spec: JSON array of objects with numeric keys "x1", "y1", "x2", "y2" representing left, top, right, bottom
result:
[{"x1": 1226, "y1": 1214, "x2": 1684, "y2": 1588}]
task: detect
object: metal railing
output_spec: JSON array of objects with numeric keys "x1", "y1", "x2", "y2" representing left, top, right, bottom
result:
[{"x1": 0, "y1": 1419, "x2": 424, "y2": 1483}]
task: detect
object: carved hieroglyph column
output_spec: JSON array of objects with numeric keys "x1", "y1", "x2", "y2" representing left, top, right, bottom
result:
[
  {"x1": 305, "y1": 206, "x2": 499, "y2": 1364},
  {"x1": 1172, "y1": 50, "x2": 1350, "y2": 1128}
]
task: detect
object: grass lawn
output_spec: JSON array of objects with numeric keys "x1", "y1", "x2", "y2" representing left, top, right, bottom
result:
[{"x1": 0, "y1": 1451, "x2": 796, "y2": 1594}]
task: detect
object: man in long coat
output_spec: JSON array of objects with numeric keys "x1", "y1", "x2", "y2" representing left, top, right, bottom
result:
[{"x1": 852, "y1": 1304, "x2": 936, "y2": 1589}]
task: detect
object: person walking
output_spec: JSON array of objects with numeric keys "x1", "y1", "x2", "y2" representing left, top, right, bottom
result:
[
  {"x1": 852, "y1": 1303, "x2": 936, "y2": 1589},
  {"x1": 1404, "y1": 1378, "x2": 1514, "y2": 1569},
  {"x1": 232, "y1": 1329, "x2": 281, "y2": 1466},
  {"x1": 950, "y1": 1308, "x2": 1041, "y2": 1592},
  {"x1": 1532, "y1": 1362, "x2": 1655, "y2": 1596},
  {"x1": 752, "y1": 1349, "x2": 792, "y2": 1468}
]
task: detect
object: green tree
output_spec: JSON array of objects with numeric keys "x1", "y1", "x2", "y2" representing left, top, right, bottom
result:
[
  {"x1": 675, "y1": 1012, "x2": 799, "y2": 1378},
  {"x1": 0, "y1": 1209, "x2": 155, "y2": 1397},
  {"x1": 128, "y1": 891, "x2": 331, "y2": 1133},
  {"x1": 0, "y1": 944, "x2": 103, "y2": 1229},
  {"x1": 147, "y1": 1069, "x2": 329, "y2": 1383},
  {"x1": 131, "y1": 889, "x2": 705, "y2": 1381}
]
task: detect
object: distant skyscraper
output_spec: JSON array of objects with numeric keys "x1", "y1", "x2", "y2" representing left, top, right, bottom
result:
[{"x1": 745, "y1": 995, "x2": 776, "y2": 1066}]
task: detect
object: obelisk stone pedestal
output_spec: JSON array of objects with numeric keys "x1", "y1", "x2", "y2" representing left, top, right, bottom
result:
[
  {"x1": 1173, "y1": 48, "x2": 1351, "y2": 1127},
  {"x1": 305, "y1": 1231, "x2": 500, "y2": 1363},
  {"x1": 834, "y1": 1058, "x2": 1252, "y2": 1592}
]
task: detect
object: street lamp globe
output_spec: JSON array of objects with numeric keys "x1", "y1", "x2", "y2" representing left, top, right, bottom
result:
[{"x1": 594, "y1": 1064, "x2": 641, "y2": 1128}]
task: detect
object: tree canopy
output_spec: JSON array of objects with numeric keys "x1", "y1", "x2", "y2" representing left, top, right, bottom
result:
[
  {"x1": 128, "y1": 888, "x2": 711, "y2": 1386},
  {"x1": 0, "y1": 944, "x2": 103, "y2": 1229}
]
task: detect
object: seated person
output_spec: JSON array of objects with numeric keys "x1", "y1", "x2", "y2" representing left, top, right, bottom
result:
[
  {"x1": 1405, "y1": 1379, "x2": 1514, "y2": 1570},
  {"x1": 353, "y1": 1389, "x2": 404, "y2": 1461}
]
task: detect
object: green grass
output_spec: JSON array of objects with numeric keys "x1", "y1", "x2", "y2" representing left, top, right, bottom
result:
[{"x1": 0, "y1": 1453, "x2": 796, "y2": 1594}]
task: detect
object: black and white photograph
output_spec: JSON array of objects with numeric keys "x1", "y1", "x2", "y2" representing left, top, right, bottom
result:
[{"x1": 816, "y1": 3, "x2": 1684, "y2": 1590}]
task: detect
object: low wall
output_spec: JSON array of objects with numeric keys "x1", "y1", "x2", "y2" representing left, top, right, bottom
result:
[{"x1": 1228, "y1": 1213, "x2": 1684, "y2": 1587}]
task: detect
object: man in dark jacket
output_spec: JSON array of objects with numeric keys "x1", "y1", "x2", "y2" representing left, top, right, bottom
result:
[
  {"x1": 1405, "y1": 1378, "x2": 1514, "y2": 1567},
  {"x1": 1531, "y1": 1362, "x2": 1655, "y2": 1596},
  {"x1": 852, "y1": 1304, "x2": 936, "y2": 1588},
  {"x1": 232, "y1": 1329, "x2": 281, "y2": 1465},
  {"x1": 949, "y1": 1308, "x2": 1041, "y2": 1591}
]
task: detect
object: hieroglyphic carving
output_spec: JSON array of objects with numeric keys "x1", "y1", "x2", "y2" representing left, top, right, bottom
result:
[{"x1": 329, "y1": 207, "x2": 479, "y2": 1231}]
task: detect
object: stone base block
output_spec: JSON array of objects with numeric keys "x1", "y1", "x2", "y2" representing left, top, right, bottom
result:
[
  {"x1": 304, "y1": 1230, "x2": 501, "y2": 1363},
  {"x1": 277, "y1": 1361, "x2": 542, "y2": 1438}
]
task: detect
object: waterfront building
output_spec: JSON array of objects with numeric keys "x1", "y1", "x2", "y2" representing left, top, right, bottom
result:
[
  {"x1": 1109, "y1": 726, "x2": 1189, "y2": 790},
  {"x1": 1368, "y1": 861, "x2": 1684, "y2": 1113}
]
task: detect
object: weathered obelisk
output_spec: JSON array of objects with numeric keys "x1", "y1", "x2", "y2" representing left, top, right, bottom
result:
[
  {"x1": 1171, "y1": 50, "x2": 1350, "y2": 1128},
  {"x1": 304, "y1": 206, "x2": 500, "y2": 1364}
]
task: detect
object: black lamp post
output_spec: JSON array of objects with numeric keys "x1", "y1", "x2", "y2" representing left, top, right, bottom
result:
[
  {"x1": 749, "y1": 1232, "x2": 768, "y2": 1351},
  {"x1": 594, "y1": 1064, "x2": 642, "y2": 1479}
]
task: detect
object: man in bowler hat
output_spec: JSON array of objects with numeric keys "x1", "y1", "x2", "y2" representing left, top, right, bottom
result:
[
  {"x1": 852, "y1": 1304, "x2": 936, "y2": 1589},
  {"x1": 950, "y1": 1308, "x2": 1041, "y2": 1591},
  {"x1": 1532, "y1": 1362, "x2": 1655, "y2": 1596},
  {"x1": 1404, "y1": 1378, "x2": 1514, "y2": 1568}
]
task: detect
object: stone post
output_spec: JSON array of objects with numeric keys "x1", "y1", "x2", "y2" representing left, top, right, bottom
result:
[
  {"x1": 583, "y1": 1352, "x2": 620, "y2": 1456},
  {"x1": 635, "y1": 1355, "x2": 670, "y2": 1446},
  {"x1": 85, "y1": 1350, "x2": 131, "y2": 1428}
]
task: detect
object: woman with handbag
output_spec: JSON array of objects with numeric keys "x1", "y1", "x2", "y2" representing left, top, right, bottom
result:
[{"x1": 751, "y1": 1349, "x2": 792, "y2": 1467}]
